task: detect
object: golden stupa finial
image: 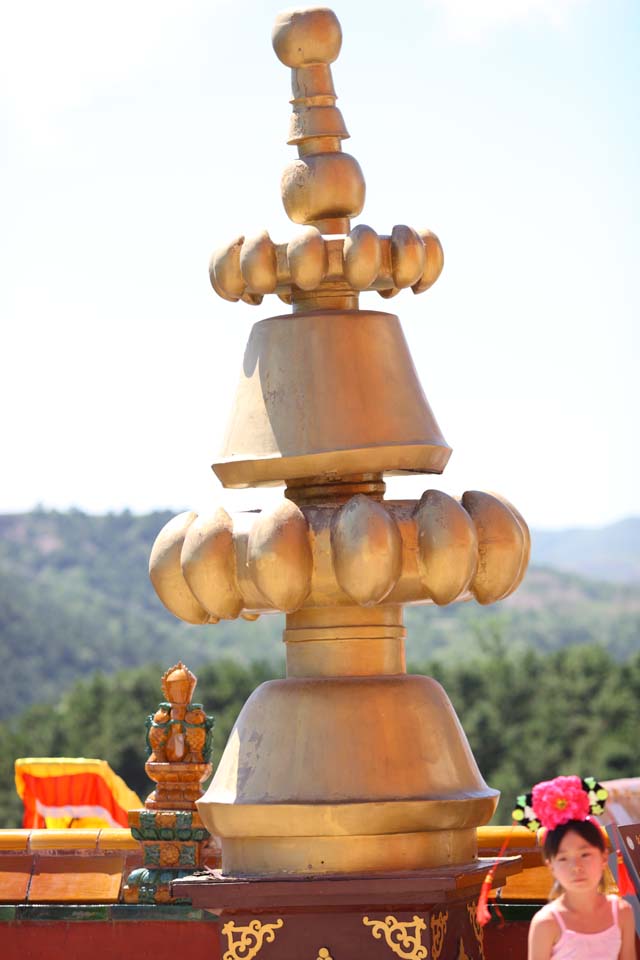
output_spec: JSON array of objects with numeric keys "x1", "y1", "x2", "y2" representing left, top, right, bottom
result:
[
  {"x1": 209, "y1": 7, "x2": 444, "y2": 313},
  {"x1": 273, "y1": 7, "x2": 360, "y2": 236}
]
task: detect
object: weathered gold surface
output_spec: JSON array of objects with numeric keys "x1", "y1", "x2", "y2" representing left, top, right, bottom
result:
[
  {"x1": 331, "y1": 495, "x2": 403, "y2": 605},
  {"x1": 197, "y1": 672, "x2": 497, "y2": 873},
  {"x1": 247, "y1": 499, "x2": 312, "y2": 611},
  {"x1": 199, "y1": 674, "x2": 497, "y2": 815},
  {"x1": 212, "y1": 310, "x2": 450, "y2": 487},
  {"x1": 149, "y1": 512, "x2": 212, "y2": 624},
  {"x1": 222, "y1": 830, "x2": 477, "y2": 878}
]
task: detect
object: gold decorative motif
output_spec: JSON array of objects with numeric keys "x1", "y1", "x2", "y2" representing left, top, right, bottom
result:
[
  {"x1": 430, "y1": 910, "x2": 448, "y2": 960},
  {"x1": 466, "y1": 903, "x2": 485, "y2": 960},
  {"x1": 316, "y1": 950, "x2": 334, "y2": 960},
  {"x1": 221, "y1": 918, "x2": 284, "y2": 960},
  {"x1": 457, "y1": 940, "x2": 470, "y2": 960},
  {"x1": 363, "y1": 915, "x2": 428, "y2": 960}
]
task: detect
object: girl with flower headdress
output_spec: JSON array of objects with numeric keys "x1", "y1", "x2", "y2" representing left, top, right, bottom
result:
[{"x1": 520, "y1": 776, "x2": 636, "y2": 959}]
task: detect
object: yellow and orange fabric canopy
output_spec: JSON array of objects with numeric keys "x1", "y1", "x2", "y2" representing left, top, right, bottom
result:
[{"x1": 15, "y1": 758, "x2": 142, "y2": 829}]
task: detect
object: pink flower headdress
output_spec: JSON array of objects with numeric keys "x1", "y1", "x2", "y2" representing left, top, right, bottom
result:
[{"x1": 512, "y1": 775, "x2": 606, "y2": 833}]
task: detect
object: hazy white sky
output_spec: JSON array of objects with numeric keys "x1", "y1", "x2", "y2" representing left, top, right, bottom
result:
[{"x1": 2, "y1": 0, "x2": 638, "y2": 529}]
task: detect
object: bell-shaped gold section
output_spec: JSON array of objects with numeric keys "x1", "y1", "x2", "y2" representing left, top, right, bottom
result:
[
  {"x1": 213, "y1": 310, "x2": 450, "y2": 487},
  {"x1": 198, "y1": 607, "x2": 498, "y2": 876}
]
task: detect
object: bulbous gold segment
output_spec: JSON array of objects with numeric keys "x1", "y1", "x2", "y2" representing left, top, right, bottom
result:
[
  {"x1": 149, "y1": 512, "x2": 215, "y2": 625},
  {"x1": 209, "y1": 226, "x2": 444, "y2": 307},
  {"x1": 149, "y1": 490, "x2": 529, "y2": 623},
  {"x1": 331, "y1": 495, "x2": 403, "y2": 606},
  {"x1": 272, "y1": 9, "x2": 342, "y2": 69}
]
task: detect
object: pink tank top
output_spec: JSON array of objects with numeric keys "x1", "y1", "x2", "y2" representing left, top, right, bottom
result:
[{"x1": 550, "y1": 896, "x2": 622, "y2": 960}]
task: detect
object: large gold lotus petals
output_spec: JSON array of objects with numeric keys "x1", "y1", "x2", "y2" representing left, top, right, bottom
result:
[
  {"x1": 462, "y1": 491, "x2": 529, "y2": 604},
  {"x1": 239, "y1": 231, "x2": 277, "y2": 294},
  {"x1": 209, "y1": 228, "x2": 443, "y2": 304},
  {"x1": 412, "y1": 229, "x2": 445, "y2": 293},
  {"x1": 414, "y1": 491, "x2": 478, "y2": 605},
  {"x1": 343, "y1": 224, "x2": 382, "y2": 290},
  {"x1": 149, "y1": 512, "x2": 212, "y2": 624},
  {"x1": 247, "y1": 501, "x2": 313, "y2": 611},
  {"x1": 391, "y1": 225, "x2": 426, "y2": 289},
  {"x1": 209, "y1": 236, "x2": 245, "y2": 302},
  {"x1": 149, "y1": 490, "x2": 528, "y2": 622},
  {"x1": 331, "y1": 495, "x2": 402, "y2": 606},
  {"x1": 287, "y1": 227, "x2": 327, "y2": 290},
  {"x1": 180, "y1": 508, "x2": 243, "y2": 620},
  {"x1": 496, "y1": 494, "x2": 531, "y2": 592}
]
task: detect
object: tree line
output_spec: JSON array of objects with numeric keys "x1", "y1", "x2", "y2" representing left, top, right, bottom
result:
[{"x1": 2, "y1": 638, "x2": 638, "y2": 827}]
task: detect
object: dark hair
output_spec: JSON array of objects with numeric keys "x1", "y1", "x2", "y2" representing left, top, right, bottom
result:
[{"x1": 543, "y1": 819, "x2": 607, "y2": 860}]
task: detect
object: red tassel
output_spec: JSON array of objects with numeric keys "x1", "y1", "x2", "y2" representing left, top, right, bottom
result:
[
  {"x1": 476, "y1": 822, "x2": 517, "y2": 927},
  {"x1": 476, "y1": 873, "x2": 494, "y2": 927},
  {"x1": 616, "y1": 850, "x2": 635, "y2": 896},
  {"x1": 606, "y1": 810, "x2": 636, "y2": 897}
]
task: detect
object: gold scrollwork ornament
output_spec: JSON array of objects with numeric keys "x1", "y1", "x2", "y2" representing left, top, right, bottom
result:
[
  {"x1": 316, "y1": 950, "x2": 334, "y2": 960},
  {"x1": 466, "y1": 902, "x2": 485, "y2": 960},
  {"x1": 430, "y1": 910, "x2": 448, "y2": 960},
  {"x1": 457, "y1": 939, "x2": 471, "y2": 960},
  {"x1": 221, "y1": 918, "x2": 284, "y2": 960},
  {"x1": 363, "y1": 914, "x2": 428, "y2": 960}
]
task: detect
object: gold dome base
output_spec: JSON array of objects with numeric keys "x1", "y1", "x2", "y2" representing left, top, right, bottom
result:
[
  {"x1": 218, "y1": 828, "x2": 477, "y2": 877},
  {"x1": 197, "y1": 673, "x2": 497, "y2": 877}
]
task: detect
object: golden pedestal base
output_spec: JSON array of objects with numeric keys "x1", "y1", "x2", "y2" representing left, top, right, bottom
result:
[
  {"x1": 198, "y1": 669, "x2": 497, "y2": 877},
  {"x1": 219, "y1": 829, "x2": 478, "y2": 877}
]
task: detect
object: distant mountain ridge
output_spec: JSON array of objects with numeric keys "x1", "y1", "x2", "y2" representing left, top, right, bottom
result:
[
  {"x1": 1, "y1": 510, "x2": 638, "y2": 721},
  {"x1": 531, "y1": 517, "x2": 640, "y2": 583}
]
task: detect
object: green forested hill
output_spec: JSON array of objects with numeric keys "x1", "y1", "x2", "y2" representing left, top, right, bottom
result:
[
  {"x1": 1, "y1": 645, "x2": 638, "y2": 828},
  {"x1": 1, "y1": 510, "x2": 639, "y2": 829},
  {"x1": 1, "y1": 510, "x2": 639, "y2": 721},
  {"x1": 0, "y1": 510, "x2": 283, "y2": 719}
]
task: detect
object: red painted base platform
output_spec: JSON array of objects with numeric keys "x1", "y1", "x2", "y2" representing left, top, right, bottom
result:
[{"x1": 172, "y1": 858, "x2": 522, "y2": 960}]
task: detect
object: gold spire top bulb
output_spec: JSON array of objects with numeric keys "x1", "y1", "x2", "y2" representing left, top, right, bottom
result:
[
  {"x1": 273, "y1": 7, "x2": 364, "y2": 236},
  {"x1": 272, "y1": 7, "x2": 342, "y2": 68},
  {"x1": 209, "y1": 6, "x2": 444, "y2": 312}
]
